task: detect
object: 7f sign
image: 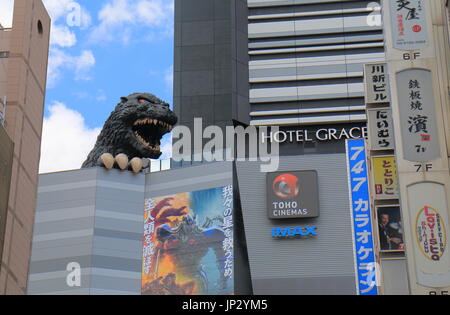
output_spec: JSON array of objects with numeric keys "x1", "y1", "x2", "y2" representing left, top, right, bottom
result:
[{"x1": 346, "y1": 139, "x2": 379, "y2": 295}]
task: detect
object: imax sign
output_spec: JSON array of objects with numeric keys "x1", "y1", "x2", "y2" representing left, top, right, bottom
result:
[{"x1": 271, "y1": 226, "x2": 317, "y2": 238}]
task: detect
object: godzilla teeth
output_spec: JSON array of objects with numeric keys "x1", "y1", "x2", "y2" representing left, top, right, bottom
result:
[
  {"x1": 133, "y1": 118, "x2": 173, "y2": 132},
  {"x1": 134, "y1": 131, "x2": 162, "y2": 151}
]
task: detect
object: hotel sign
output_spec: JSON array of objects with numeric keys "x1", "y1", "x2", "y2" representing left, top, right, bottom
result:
[
  {"x1": 262, "y1": 127, "x2": 367, "y2": 144},
  {"x1": 390, "y1": 0, "x2": 429, "y2": 51}
]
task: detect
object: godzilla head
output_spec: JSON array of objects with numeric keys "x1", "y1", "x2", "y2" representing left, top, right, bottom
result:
[
  {"x1": 81, "y1": 92, "x2": 178, "y2": 169},
  {"x1": 112, "y1": 93, "x2": 177, "y2": 159}
]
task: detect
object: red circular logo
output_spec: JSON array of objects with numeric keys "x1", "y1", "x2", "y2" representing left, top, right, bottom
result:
[
  {"x1": 412, "y1": 25, "x2": 422, "y2": 33},
  {"x1": 272, "y1": 174, "x2": 300, "y2": 199}
]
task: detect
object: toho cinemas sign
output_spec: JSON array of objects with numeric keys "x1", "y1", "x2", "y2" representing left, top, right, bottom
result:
[{"x1": 266, "y1": 171, "x2": 320, "y2": 219}]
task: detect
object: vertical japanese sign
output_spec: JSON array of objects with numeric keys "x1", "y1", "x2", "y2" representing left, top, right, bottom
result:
[
  {"x1": 222, "y1": 185, "x2": 234, "y2": 281},
  {"x1": 142, "y1": 198, "x2": 156, "y2": 278},
  {"x1": 346, "y1": 139, "x2": 379, "y2": 295},
  {"x1": 141, "y1": 186, "x2": 234, "y2": 295},
  {"x1": 367, "y1": 109, "x2": 395, "y2": 150},
  {"x1": 372, "y1": 156, "x2": 399, "y2": 200},
  {"x1": 364, "y1": 64, "x2": 391, "y2": 104},
  {"x1": 390, "y1": 0, "x2": 429, "y2": 50},
  {"x1": 407, "y1": 182, "x2": 450, "y2": 287},
  {"x1": 397, "y1": 69, "x2": 440, "y2": 162}
]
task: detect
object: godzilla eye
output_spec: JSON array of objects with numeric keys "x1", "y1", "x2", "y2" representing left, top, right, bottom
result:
[{"x1": 138, "y1": 98, "x2": 146, "y2": 104}]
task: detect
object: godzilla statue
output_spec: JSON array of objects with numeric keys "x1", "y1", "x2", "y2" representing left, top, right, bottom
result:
[{"x1": 82, "y1": 93, "x2": 177, "y2": 172}]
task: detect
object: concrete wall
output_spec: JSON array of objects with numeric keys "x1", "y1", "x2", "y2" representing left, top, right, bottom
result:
[
  {"x1": 28, "y1": 168, "x2": 145, "y2": 295},
  {"x1": 173, "y1": 0, "x2": 250, "y2": 151}
]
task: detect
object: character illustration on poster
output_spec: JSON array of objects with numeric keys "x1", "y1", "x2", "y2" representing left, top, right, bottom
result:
[
  {"x1": 378, "y1": 207, "x2": 404, "y2": 251},
  {"x1": 141, "y1": 186, "x2": 234, "y2": 295}
]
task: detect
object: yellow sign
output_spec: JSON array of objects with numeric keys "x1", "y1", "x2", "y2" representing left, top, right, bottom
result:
[{"x1": 372, "y1": 156, "x2": 398, "y2": 199}]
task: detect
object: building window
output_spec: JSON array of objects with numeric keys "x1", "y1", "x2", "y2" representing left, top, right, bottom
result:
[
  {"x1": 37, "y1": 20, "x2": 43, "y2": 36},
  {"x1": 0, "y1": 51, "x2": 9, "y2": 58}
]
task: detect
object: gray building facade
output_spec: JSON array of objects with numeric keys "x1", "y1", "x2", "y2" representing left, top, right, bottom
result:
[
  {"x1": 173, "y1": 0, "x2": 250, "y2": 133},
  {"x1": 28, "y1": 162, "x2": 252, "y2": 295},
  {"x1": 248, "y1": 0, "x2": 384, "y2": 127},
  {"x1": 29, "y1": 168, "x2": 145, "y2": 295},
  {"x1": 236, "y1": 154, "x2": 357, "y2": 294}
]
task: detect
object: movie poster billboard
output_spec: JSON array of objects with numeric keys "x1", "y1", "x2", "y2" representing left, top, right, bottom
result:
[{"x1": 141, "y1": 185, "x2": 234, "y2": 295}]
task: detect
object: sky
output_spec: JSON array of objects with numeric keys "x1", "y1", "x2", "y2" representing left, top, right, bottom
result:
[{"x1": 29, "y1": 0, "x2": 175, "y2": 173}]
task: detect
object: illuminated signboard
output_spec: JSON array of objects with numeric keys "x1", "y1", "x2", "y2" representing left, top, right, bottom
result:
[
  {"x1": 271, "y1": 226, "x2": 317, "y2": 238},
  {"x1": 367, "y1": 109, "x2": 395, "y2": 151},
  {"x1": 372, "y1": 156, "x2": 399, "y2": 200},
  {"x1": 346, "y1": 139, "x2": 379, "y2": 295},
  {"x1": 397, "y1": 68, "x2": 440, "y2": 162},
  {"x1": 407, "y1": 182, "x2": 450, "y2": 287},
  {"x1": 364, "y1": 63, "x2": 391, "y2": 105},
  {"x1": 266, "y1": 170, "x2": 319, "y2": 219}
]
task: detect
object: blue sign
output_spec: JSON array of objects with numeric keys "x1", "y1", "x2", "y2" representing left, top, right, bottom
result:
[
  {"x1": 346, "y1": 139, "x2": 379, "y2": 295},
  {"x1": 271, "y1": 226, "x2": 317, "y2": 238}
]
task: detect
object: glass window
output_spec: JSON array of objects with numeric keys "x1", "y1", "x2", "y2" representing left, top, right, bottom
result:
[{"x1": 0, "y1": 0, "x2": 15, "y2": 28}]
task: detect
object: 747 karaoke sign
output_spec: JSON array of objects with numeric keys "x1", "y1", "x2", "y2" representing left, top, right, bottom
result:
[{"x1": 346, "y1": 139, "x2": 379, "y2": 295}]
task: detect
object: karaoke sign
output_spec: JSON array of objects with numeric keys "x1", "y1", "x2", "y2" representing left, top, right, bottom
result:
[{"x1": 266, "y1": 170, "x2": 319, "y2": 219}]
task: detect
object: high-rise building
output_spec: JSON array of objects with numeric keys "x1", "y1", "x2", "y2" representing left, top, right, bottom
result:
[
  {"x1": 0, "y1": 0, "x2": 50, "y2": 294},
  {"x1": 173, "y1": 0, "x2": 250, "y2": 160},
  {"x1": 173, "y1": 0, "x2": 383, "y2": 157},
  {"x1": 247, "y1": 0, "x2": 384, "y2": 127}
]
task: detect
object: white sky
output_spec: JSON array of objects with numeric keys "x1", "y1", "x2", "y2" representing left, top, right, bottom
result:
[{"x1": 0, "y1": 0, "x2": 14, "y2": 28}]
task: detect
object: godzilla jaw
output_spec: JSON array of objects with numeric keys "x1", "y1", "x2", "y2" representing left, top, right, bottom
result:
[{"x1": 132, "y1": 118, "x2": 174, "y2": 157}]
